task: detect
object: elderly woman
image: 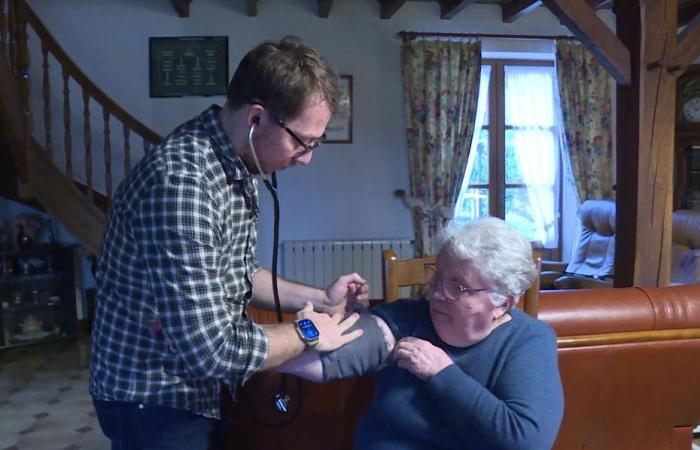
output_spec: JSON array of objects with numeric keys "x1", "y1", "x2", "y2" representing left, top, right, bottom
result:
[{"x1": 281, "y1": 217, "x2": 563, "y2": 450}]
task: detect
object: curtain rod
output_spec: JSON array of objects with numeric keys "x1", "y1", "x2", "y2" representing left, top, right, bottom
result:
[{"x1": 398, "y1": 31, "x2": 577, "y2": 42}]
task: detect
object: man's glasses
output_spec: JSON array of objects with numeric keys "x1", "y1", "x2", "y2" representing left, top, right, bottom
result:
[
  {"x1": 269, "y1": 111, "x2": 325, "y2": 158},
  {"x1": 251, "y1": 102, "x2": 325, "y2": 158},
  {"x1": 428, "y1": 276, "x2": 489, "y2": 301}
]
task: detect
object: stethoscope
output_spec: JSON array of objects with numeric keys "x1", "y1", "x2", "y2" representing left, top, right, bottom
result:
[
  {"x1": 248, "y1": 119, "x2": 283, "y2": 324},
  {"x1": 246, "y1": 120, "x2": 301, "y2": 423}
]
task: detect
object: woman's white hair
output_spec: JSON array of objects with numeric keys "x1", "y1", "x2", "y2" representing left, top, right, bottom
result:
[{"x1": 437, "y1": 217, "x2": 536, "y2": 309}]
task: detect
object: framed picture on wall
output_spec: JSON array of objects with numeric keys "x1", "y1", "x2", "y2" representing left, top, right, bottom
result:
[
  {"x1": 149, "y1": 36, "x2": 228, "y2": 97},
  {"x1": 325, "y1": 75, "x2": 353, "y2": 143}
]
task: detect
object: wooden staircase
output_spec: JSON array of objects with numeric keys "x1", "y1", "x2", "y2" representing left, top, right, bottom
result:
[{"x1": 0, "y1": 0, "x2": 161, "y2": 255}]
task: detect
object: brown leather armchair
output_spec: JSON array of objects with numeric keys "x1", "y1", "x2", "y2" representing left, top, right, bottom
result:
[
  {"x1": 541, "y1": 199, "x2": 615, "y2": 289},
  {"x1": 671, "y1": 209, "x2": 700, "y2": 285}
]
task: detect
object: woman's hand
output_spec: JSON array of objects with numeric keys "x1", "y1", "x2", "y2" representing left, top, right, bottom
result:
[{"x1": 393, "y1": 337, "x2": 453, "y2": 381}]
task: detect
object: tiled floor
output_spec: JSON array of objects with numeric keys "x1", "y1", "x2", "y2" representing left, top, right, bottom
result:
[
  {"x1": 0, "y1": 337, "x2": 109, "y2": 450},
  {"x1": 1, "y1": 337, "x2": 700, "y2": 450}
]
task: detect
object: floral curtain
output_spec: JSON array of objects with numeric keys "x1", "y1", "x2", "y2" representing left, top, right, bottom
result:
[
  {"x1": 555, "y1": 39, "x2": 614, "y2": 204},
  {"x1": 401, "y1": 39, "x2": 481, "y2": 256}
]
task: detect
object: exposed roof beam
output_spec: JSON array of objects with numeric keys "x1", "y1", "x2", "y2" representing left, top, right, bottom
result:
[
  {"x1": 588, "y1": 0, "x2": 613, "y2": 9},
  {"x1": 170, "y1": 0, "x2": 192, "y2": 17},
  {"x1": 439, "y1": 0, "x2": 478, "y2": 19},
  {"x1": 541, "y1": 0, "x2": 631, "y2": 85},
  {"x1": 678, "y1": 1, "x2": 700, "y2": 27},
  {"x1": 379, "y1": 0, "x2": 407, "y2": 19},
  {"x1": 247, "y1": 0, "x2": 258, "y2": 17},
  {"x1": 674, "y1": 12, "x2": 700, "y2": 69},
  {"x1": 501, "y1": 0, "x2": 542, "y2": 23},
  {"x1": 319, "y1": 0, "x2": 333, "y2": 18}
]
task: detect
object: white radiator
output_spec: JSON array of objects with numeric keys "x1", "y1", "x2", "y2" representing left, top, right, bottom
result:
[{"x1": 282, "y1": 239, "x2": 415, "y2": 300}]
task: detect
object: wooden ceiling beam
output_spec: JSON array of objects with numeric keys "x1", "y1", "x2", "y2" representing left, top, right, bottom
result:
[
  {"x1": 379, "y1": 0, "x2": 407, "y2": 19},
  {"x1": 439, "y1": 0, "x2": 478, "y2": 19},
  {"x1": 501, "y1": 0, "x2": 542, "y2": 23},
  {"x1": 319, "y1": 0, "x2": 333, "y2": 18},
  {"x1": 678, "y1": 0, "x2": 700, "y2": 26},
  {"x1": 588, "y1": 0, "x2": 613, "y2": 9},
  {"x1": 170, "y1": 0, "x2": 192, "y2": 17},
  {"x1": 247, "y1": 0, "x2": 258, "y2": 17},
  {"x1": 541, "y1": 0, "x2": 631, "y2": 85},
  {"x1": 674, "y1": 13, "x2": 700, "y2": 69}
]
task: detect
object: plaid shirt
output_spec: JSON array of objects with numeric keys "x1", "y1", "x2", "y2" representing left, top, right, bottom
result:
[{"x1": 90, "y1": 105, "x2": 268, "y2": 419}]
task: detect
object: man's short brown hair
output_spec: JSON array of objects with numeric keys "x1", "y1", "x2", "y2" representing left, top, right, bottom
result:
[{"x1": 227, "y1": 36, "x2": 341, "y2": 120}]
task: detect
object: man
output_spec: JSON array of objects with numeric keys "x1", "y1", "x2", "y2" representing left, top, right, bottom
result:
[{"x1": 90, "y1": 36, "x2": 368, "y2": 450}]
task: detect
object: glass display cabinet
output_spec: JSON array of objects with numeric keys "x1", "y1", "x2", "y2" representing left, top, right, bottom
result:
[{"x1": 0, "y1": 245, "x2": 77, "y2": 349}]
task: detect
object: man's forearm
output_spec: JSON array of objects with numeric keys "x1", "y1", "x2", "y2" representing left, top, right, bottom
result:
[
  {"x1": 252, "y1": 268, "x2": 326, "y2": 312},
  {"x1": 260, "y1": 322, "x2": 306, "y2": 370},
  {"x1": 275, "y1": 351, "x2": 324, "y2": 382}
]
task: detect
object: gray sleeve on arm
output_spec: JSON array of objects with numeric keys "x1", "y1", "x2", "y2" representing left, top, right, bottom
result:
[{"x1": 320, "y1": 311, "x2": 389, "y2": 382}]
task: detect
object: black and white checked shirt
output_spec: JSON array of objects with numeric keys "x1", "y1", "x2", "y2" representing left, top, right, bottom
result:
[{"x1": 90, "y1": 105, "x2": 268, "y2": 419}]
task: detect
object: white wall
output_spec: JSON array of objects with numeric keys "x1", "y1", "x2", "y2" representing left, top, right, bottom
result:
[{"x1": 24, "y1": 0, "x2": 614, "y2": 267}]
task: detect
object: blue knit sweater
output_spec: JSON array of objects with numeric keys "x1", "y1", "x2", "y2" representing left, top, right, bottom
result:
[{"x1": 322, "y1": 298, "x2": 563, "y2": 450}]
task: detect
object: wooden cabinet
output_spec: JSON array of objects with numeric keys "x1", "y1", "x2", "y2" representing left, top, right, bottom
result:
[{"x1": 0, "y1": 245, "x2": 78, "y2": 349}]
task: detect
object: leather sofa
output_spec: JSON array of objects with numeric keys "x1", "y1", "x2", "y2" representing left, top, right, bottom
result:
[
  {"x1": 538, "y1": 285, "x2": 700, "y2": 450},
  {"x1": 225, "y1": 285, "x2": 700, "y2": 450}
]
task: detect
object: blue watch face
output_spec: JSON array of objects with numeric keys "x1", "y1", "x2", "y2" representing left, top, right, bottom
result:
[{"x1": 297, "y1": 319, "x2": 320, "y2": 339}]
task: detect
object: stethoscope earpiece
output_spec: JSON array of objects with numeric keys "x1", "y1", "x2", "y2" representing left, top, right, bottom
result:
[{"x1": 248, "y1": 121, "x2": 273, "y2": 188}]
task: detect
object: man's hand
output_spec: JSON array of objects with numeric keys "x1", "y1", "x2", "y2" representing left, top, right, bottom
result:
[
  {"x1": 296, "y1": 302, "x2": 363, "y2": 352},
  {"x1": 393, "y1": 337, "x2": 453, "y2": 381},
  {"x1": 323, "y1": 273, "x2": 370, "y2": 314}
]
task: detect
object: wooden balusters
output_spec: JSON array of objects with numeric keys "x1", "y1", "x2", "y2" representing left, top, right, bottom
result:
[
  {"x1": 4, "y1": 0, "x2": 162, "y2": 212},
  {"x1": 82, "y1": 89, "x2": 92, "y2": 202},
  {"x1": 0, "y1": 0, "x2": 7, "y2": 54},
  {"x1": 13, "y1": 2, "x2": 32, "y2": 182},
  {"x1": 103, "y1": 107, "x2": 112, "y2": 199},
  {"x1": 14, "y1": 5, "x2": 28, "y2": 109},
  {"x1": 7, "y1": 0, "x2": 15, "y2": 74},
  {"x1": 62, "y1": 66, "x2": 72, "y2": 178},
  {"x1": 123, "y1": 124, "x2": 131, "y2": 174},
  {"x1": 41, "y1": 42, "x2": 51, "y2": 156}
]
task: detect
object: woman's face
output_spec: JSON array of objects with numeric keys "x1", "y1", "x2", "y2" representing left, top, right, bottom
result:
[{"x1": 427, "y1": 249, "x2": 508, "y2": 347}]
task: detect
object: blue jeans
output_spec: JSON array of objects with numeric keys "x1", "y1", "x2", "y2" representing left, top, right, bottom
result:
[{"x1": 92, "y1": 399, "x2": 222, "y2": 450}]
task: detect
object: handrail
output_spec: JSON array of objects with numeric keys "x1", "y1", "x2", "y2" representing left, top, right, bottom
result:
[
  {"x1": 0, "y1": 0, "x2": 166, "y2": 254},
  {"x1": 17, "y1": 1, "x2": 160, "y2": 144}
]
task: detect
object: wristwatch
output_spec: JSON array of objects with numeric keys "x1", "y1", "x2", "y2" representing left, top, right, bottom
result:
[{"x1": 294, "y1": 318, "x2": 320, "y2": 349}]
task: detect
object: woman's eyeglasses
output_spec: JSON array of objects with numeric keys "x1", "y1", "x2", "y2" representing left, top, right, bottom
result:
[{"x1": 428, "y1": 276, "x2": 489, "y2": 301}]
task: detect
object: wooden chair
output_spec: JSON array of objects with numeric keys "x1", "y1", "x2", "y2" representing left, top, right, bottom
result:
[{"x1": 381, "y1": 249, "x2": 542, "y2": 318}]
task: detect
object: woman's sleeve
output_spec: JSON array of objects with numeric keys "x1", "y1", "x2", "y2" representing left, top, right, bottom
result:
[{"x1": 424, "y1": 324, "x2": 564, "y2": 450}]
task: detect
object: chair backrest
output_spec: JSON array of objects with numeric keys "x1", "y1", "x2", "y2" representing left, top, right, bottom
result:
[
  {"x1": 381, "y1": 249, "x2": 542, "y2": 318},
  {"x1": 671, "y1": 209, "x2": 700, "y2": 284},
  {"x1": 565, "y1": 199, "x2": 616, "y2": 278}
]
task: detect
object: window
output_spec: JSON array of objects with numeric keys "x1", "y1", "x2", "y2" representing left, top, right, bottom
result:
[{"x1": 454, "y1": 60, "x2": 563, "y2": 258}]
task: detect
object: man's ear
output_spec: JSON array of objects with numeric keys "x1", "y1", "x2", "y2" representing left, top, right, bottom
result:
[{"x1": 247, "y1": 103, "x2": 265, "y2": 126}]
